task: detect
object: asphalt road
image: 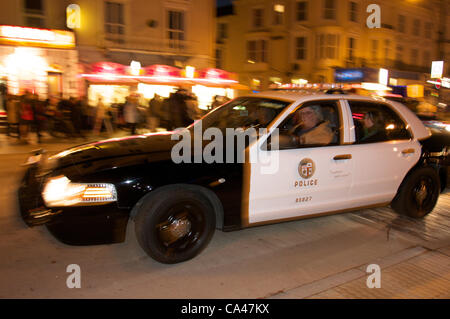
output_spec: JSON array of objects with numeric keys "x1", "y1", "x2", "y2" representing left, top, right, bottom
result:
[{"x1": 0, "y1": 140, "x2": 449, "y2": 299}]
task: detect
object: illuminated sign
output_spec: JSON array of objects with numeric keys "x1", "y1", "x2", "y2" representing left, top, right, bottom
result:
[
  {"x1": 0, "y1": 25, "x2": 75, "y2": 49},
  {"x1": 335, "y1": 69, "x2": 364, "y2": 82},
  {"x1": 379, "y1": 68, "x2": 389, "y2": 86},
  {"x1": 431, "y1": 61, "x2": 444, "y2": 79},
  {"x1": 129, "y1": 60, "x2": 141, "y2": 76},
  {"x1": 66, "y1": 4, "x2": 81, "y2": 29}
]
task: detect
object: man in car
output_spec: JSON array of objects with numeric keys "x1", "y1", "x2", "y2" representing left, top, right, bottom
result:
[{"x1": 294, "y1": 105, "x2": 334, "y2": 145}]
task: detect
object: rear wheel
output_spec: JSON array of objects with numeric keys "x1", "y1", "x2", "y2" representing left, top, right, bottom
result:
[
  {"x1": 134, "y1": 186, "x2": 216, "y2": 264},
  {"x1": 391, "y1": 167, "x2": 440, "y2": 218}
]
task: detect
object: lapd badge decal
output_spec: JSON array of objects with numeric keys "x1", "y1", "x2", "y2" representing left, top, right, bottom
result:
[{"x1": 298, "y1": 158, "x2": 315, "y2": 179}]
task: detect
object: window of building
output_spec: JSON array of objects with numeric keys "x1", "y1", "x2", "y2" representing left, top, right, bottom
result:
[
  {"x1": 396, "y1": 45, "x2": 403, "y2": 62},
  {"x1": 295, "y1": 37, "x2": 307, "y2": 60},
  {"x1": 347, "y1": 37, "x2": 356, "y2": 61},
  {"x1": 349, "y1": 101, "x2": 411, "y2": 143},
  {"x1": 425, "y1": 22, "x2": 432, "y2": 38},
  {"x1": 296, "y1": 1, "x2": 308, "y2": 21},
  {"x1": 411, "y1": 48, "x2": 418, "y2": 65},
  {"x1": 423, "y1": 51, "x2": 430, "y2": 67},
  {"x1": 384, "y1": 39, "x2": 390, "y2": 62},
  {"x1": 24, "y1": 0, "x2": 45, "y2": 28},
  {"x1": 215, "y1": 49, "x2": 223, "y2": 69},
  {"x1": 247, "y1": 40, "x2": 267, "y2": 63},
  {"x1": 317, "y1": 34, "x2": 339, "y2": 59},
  {"x1": 324, "y1": 0, "x2": 336, "y2": 20},
  {"x1": 398, "y1": 15, "x2": 405, "y2": 33},
  {"x1": 167, "y1": 10, "x2": 185, "y2": 49},
  {"x1": 349, "y1": 1, "x2": 358, "y2": 22},
  {"x1": 105, "y1": 1, "x2": 125, "y2": 41},
  {"x1": 413, "y1": 19, "x2": 420, "y2": 36},
  {"x1": 371, "y1": 40, "x2": 378, "y2": 61},
  {"x1": 273, "y1": 4, "x2": 284, "y2": 25},
  {"x1": 252, "y1": 8, "x2": 264, "y2": 28},
  {"x1": 217, "y1": 23, "x2": 227, "y2": 39}
]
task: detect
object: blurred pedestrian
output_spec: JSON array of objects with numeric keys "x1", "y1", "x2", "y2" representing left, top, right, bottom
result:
[
  {"x1": 19, "y1": 91, "x2": 36, "y2": 143},
  {"x1": 6, "y1": 95, "x2": 20, "y2": 138},
  {"x1": 93, "y1": 96, "x2": 113, "y2": 136},
  {"x1": 169, "y1": 89, "x2": 191, "y2": 129},
  {"x1": 69, "y1": 97, "x2": 85, "y2": 138},
  {"x1": 147, "y1": 94, "x2": 162, "y2": 132},
  {"x1": 123, "y1": 95, "x2": 139, "y2": 135}
]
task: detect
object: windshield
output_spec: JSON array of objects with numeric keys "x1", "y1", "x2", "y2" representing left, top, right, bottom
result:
[{"x1": 191, "y1": 97, "x2": 291, "y2": 131}]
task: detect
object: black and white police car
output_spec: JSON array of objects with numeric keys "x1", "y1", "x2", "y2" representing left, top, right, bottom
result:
[{"x1": 19, "y1": 92, "x2": 449, "y2": 264}]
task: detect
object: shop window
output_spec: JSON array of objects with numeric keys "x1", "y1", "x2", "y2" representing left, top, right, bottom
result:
[
  {"x1": 105, "y1": 1, "x2": 125, "y2": 43},
  {"x1": 167, "y1": 10, "x2": 185, "y2": 49},
  {"x1": 348, "y1": 101, "x2": 411, "y2": 144},
  {"x1": 296, "y1": 1, "x2": 308, "y2": 21}
]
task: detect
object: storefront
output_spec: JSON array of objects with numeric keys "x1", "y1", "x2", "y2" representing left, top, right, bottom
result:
[
  {"x1": 81, "y1": 63, "x2": 246, "y2": 109},
  {"x1": 0, "y1": 25, "x2": 80, "y2": 100}
]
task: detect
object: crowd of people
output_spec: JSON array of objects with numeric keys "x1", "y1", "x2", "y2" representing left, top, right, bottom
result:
[{"x1": 4, "y1": 88, "x2": 228, "y2": 144}]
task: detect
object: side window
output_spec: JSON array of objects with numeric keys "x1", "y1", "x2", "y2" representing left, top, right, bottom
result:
[
  {"x1": 348, "y1": 101, "x2": 411, "y2": 144},
  {"x1": 271, "y1": 100, "x2": 341, "y2": 150}
]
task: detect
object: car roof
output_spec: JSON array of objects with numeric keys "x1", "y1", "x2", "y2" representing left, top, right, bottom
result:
[{"x1": 241, "y1": 91, "x2": 431, "y2": 141}]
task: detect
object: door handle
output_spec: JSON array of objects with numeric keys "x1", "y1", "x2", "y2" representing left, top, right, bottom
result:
[
  {"x1": 333, "y1": 154, "x2": 352, "y2": 160},
  {"x1": 401, "y1": 148, "x2": 415, "y2": 154}
]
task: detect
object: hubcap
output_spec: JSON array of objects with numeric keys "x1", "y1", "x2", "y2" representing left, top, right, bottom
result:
[
  {"x1": 415, "y1": 181, "x2": 428, "y2": 207},
  {"x1": 158, "y1": 213, "x2": 192, "y2": 245},
  {"x1": 154, "y1": 202, "x2": 205, "y2": 255}
]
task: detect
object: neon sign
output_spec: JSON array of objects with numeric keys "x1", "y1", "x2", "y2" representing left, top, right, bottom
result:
[{"x1": 0, "y1": 25, "x2": 75, "y2": 49}]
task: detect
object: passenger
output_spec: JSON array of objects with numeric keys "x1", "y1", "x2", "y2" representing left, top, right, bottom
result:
[
  {"x1": 361, "y1": 111, "x2": 386, "y2": 142},
  {"x1": 294, "y1": 105, "x2": 334, "y2": 145}
]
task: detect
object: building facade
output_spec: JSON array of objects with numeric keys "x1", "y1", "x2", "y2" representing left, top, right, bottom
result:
[
  {"x1": 0, "y1": 0, "x2": 217, "y2": 100},
  {"x1": 217, "y1": 0, "x2": 450, "y2": 90}
]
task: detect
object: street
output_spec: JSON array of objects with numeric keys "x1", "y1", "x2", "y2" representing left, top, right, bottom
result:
[{"x1": 0, "y1": 136, "x2": 449, "y2": 299}]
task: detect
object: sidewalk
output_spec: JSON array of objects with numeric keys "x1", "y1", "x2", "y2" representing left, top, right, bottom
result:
[
  {"x1": 270, "y1": 244, "x2": 450, "y2": 299},
  {"x1": 0, "y1": 130, "x2": 132, "y2": 155}
]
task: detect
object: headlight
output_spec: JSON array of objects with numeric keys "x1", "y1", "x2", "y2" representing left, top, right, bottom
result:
[{"x1": 42, "y1": 176, "x2": 117, "y2": 207}]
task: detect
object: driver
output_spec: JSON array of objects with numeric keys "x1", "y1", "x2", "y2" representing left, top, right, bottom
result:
[{"x1": 294, "y1": 105, "x2": 334, "y2": 145}]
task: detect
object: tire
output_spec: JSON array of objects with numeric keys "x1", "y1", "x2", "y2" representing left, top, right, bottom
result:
[
  {"x1": 134, "y1": 185, "x2": 216, "y2": 264},
  {"x1": 391, "y1": 167, "x2": 440, "y2": 218}
]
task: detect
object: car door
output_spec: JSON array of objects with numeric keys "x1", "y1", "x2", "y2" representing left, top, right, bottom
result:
[
  {"x1": 243, "y1": 99, "x2": 356, "y2": 225},
  {"x1": 344, "y1": 99, "x2": 421, "y2": 207}
]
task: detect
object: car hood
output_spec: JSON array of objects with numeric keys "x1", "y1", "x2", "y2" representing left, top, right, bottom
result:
[{"x1": 50, "y1": 132, "x2": 177, "y2": 169}]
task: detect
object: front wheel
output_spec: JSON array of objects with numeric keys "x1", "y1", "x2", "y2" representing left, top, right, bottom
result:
[
  {"x1": 391, "y1": 167, "x2": 440, "y2": 218},
  {"x1": 134, "y1": 186, "x2": 216, "y2": 264}
]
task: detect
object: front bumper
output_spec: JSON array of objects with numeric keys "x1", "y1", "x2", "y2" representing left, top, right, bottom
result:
[{"x1": 18, "y1": 162, "x2": 129, "y2": 245}]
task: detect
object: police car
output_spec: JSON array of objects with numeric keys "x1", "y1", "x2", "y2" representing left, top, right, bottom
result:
[{"x1": 18, "y1": 92, "x2": 448, "y2": 264}]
